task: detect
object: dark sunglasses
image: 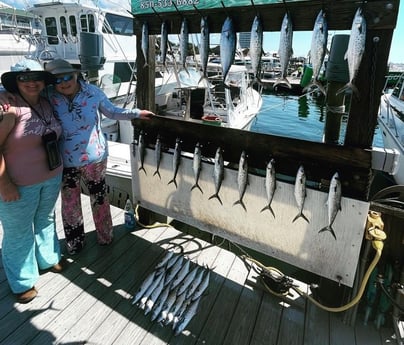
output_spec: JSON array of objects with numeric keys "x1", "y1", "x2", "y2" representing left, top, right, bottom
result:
[
  {"x1": 16, "y1": 73, "x2": 44, "y2": 82},
  {"x1": 55, "y1": 74, "x2": 74, "y2": 84}
]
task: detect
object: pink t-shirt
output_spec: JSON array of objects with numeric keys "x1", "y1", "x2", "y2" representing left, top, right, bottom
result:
[{"x1": 2, "y1": 95, "x2": 63, "y2": 186}]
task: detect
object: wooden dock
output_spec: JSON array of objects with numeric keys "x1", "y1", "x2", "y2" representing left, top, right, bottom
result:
[{"x1": 0, "y1": 195, "x2": 397, "y2": 345}]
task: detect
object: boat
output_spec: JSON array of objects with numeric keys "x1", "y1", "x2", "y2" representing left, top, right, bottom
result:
[
  {"x1": 377, "y1": 72, "x2": 404, "y2": 184},
  {"x1": 160, "y1": 63, "x2": 263, "y2": 131},
  {"x1": 0, "y1": 2, "x2": 36, "y2": 76},
  {"x1": 25, "y1": 0, "x2": 136, "y2": 101}
]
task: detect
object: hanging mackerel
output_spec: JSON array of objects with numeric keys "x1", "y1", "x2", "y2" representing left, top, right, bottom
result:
[
  {"x1": 180, "y1": 17, "x2": 190, "y2": 76},
  {"x1": 319, "y1": 172, "x2": 342, "y2": 240},
  {"x1": 293, "y1": 165, "x2": 309, "y2": 223},
  {"x1": 208, "y1": 147, "x2": 225, "y2": 205},
  {"x1": 199, "y1": 16, "x2": 210, "y2": 85},
  {"x1": 261, "y1": 158, "x2": 277, "y2": 217},
  {"x1": 273, "y1": 12, "x2": 293, "y2": 90},
  {"x1": 303, "y1": 10, "x2": 328, "y2": 95},
  {"x1": 191, "y1": 142, "x2": 203, "y2": 193},
  {"x1": 153, "y1": 135, "x2": 162, "y2": 179},
  {"x1": 160, "y1": 20, "x2": 169, "y2": 71},
  {"x1": 168, "y1": 138, "x2": 181, "y2": 188},
  {"x1": 174, "y1": 295, "x2": 202, "y2": 336},
  {"x1": 250, "y1": 15, "x2": 264, "y2": 86},
  {"x1": 138, "y1": 130, "x2": 146, "y2": 175},
  {"x1": 141, "y1": 22, "x2": 149, "y2": 68},
  {"x1": 336, "y1": 7, "x2": 366, "y2": 98},
  {"x1": 220, "y1": 16, "x2": 236, "y2": 87},
  {"x1": 233, "y1": 150, "x2": 248, "y2": 211}
]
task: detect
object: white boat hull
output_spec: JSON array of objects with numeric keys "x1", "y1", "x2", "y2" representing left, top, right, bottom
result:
[{"x1": 378, "y1": 92, "x2": 404, "y2": 185}]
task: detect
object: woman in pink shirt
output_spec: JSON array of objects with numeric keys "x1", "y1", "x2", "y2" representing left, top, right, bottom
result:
[{"x1": 0, "y1": 59, "x2": 64, "y2": 304}]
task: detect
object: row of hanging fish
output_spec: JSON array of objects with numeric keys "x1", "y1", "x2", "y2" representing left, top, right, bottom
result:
[
  {"x1": 131, "y1": 250, "x2": 210, "y2": 336},
  {"x1": 136, "y1": 133, "x2": 342, "y2": 239},
  {"x1": 141, "y1": 7, "x2": 366, "y2": 97}
]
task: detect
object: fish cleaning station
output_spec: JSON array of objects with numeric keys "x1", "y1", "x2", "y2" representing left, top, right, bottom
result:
[
  {"x1": 131, "y1": 0, "x2": 399, "y2": 287},
  {"x1": 0, "y1": 0, "x2": 403, "y2": 343}
]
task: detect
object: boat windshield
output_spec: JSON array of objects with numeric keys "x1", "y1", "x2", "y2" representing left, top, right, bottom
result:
[
  {"x1": 102, "y1": 13, "x2": 133, "y2": 36},
  {"x1": 392, "y1": 74, "x2": 404, "y2": 100}
]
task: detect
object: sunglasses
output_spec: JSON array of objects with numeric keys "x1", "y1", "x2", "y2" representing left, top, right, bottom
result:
[
  {"x1": 55, "y1": 74, "x2": 74, "y2": 84},
  {"x1": 16, "y1": 73, "x2": 44, "y2": 82}
]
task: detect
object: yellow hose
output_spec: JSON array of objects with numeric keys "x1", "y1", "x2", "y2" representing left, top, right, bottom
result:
[{"x1": 242, "y1": 224, "x2": 386, "y2": 313}]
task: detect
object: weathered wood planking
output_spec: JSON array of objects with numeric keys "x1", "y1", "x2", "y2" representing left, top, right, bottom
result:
[{"x1": 131, "y1": 146, "x2": 369, "y2": 287}]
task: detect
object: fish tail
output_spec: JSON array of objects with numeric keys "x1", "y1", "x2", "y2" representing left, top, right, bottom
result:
[
  {"x1": 292, "y1": 211, "x2": 310, "y2": 223},
  {"x1": 208, "y1": 193, "x2": 223, "y2": 205},
  {"x1": 143, "y1": 62, "x2": 149, "y2": 68},
  {"x1": 191, "y1": 183, "x2": 203, "y2": 193},
  {"x1": 153, "y1": 170, "x2": 161, "y2": 179},
  {"x1": 273, "y1": 77, "x2": 292, "y2": 90},
  {"x1": 319, "y1": 226, "x2": 337, "y2": 240},
  {"x1": 260, "y1": 204, "x2": 276, "y2": 218},
  {"x1": 167, "y1": 179, "x2": 178, "y2": 189},
  {"x1": 198, "y1": 75, "x2": 209, "y2": 86},
  {"x1": 313, "y1": 79, "x2": 327, "y2": 96},
  {"x1": 139, "y1": 166, "x2": 147, "y2": 175},
  {"x1": 336, "y1": 82, "x2": 352, "y2": 96},
  {"x1": 233, "y1": 199, "x2": 247, "y2": 212}
]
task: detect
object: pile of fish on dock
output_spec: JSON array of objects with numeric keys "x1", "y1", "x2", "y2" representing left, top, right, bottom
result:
[
  {"x1": 136, "y1": 132, "x2": 342, "y2": 240},
  {"x1": 141, "y1": 4, "x2": 365, "y2": 97},
  {"x1": 131, "y1": 250, "x2": 210, "y2": 336}
]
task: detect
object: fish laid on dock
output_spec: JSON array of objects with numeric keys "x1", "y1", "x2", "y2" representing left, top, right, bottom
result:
[
  {"x1": 303, "y1": 10, "x2": 328, "y2": 95},
  {"x1": 273, "y1": 12, "x2": 293, "y2": 90},
  {"x1": 133, "y1": 251, "x2": 210, "y2": 335},
  {"x1": 293, "y1": 165, "x2": 309, "y2": 223},
  {"x1": 168, "y1": 138, "x2": 182, "y2": 188},
  {"x1": 233, "y1": 150, "x2": 249, "y2": 211},
  {"x1": 220, "y1": 16, "x2": 236, "y2": 87},
  {"x1": 319, "y1": 172, "x2": 342, "y2": 240},
  {"x1": 261, "y1": 158, "x2": 277, "y2": 217},
  {"x1": 336, "y1": 7, "x2": 366, "y2": 98},
  {"x1": 208, "y1": 147, "x2": 225, "y2": 205}
]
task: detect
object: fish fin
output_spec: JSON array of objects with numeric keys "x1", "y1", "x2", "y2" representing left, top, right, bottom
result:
[
  {"x1": 260, "y1": 204, "x2": 276, "y2": 218},
  {"x1": 292, "y1": 212, "x2": 310, "y2": 223},
  {"x1": 233, "y1": 199, "x2": 247, "y2": 212},
  {"x1": 208, "y1": 193, "x2": 223, "y2": 205},
  {"x1": 319, "y1": 226, "x2": 337, "y2": 240},
  {"x1": 139, "y1": 166, "x2": 147, "y2": 175},
  {"x1": 273, "y1": 77, "x2": 292, "y2": 90}
]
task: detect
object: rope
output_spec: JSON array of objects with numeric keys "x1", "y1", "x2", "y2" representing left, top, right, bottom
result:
[{"x1": 241, "y1": 225, "x2": 386, "y2": 313}]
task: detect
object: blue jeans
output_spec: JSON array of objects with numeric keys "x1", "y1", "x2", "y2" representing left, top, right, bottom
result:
[{"x1": 0, "y1": 173, "x2": 62, "y2": 293}]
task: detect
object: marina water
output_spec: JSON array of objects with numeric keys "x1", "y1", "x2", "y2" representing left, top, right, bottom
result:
[{"x1": 250, "y1": 91, "x2": 384, "y2": 148}]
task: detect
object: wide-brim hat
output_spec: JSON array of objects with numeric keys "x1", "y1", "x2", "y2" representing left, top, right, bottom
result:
[
  {"x1": 44, "y1": 59, "x2": 79, "y2": 75},
  {"x1": 1, "y1": 58, "x2": 55, "y2": 93}
]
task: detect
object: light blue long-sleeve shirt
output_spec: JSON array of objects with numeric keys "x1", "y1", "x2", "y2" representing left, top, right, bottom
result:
[{"x1": 48, "y1": 80, "x2": 140, "y2": 168}]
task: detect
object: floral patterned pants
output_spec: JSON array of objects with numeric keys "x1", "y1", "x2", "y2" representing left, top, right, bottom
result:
[{"x1": 61, "y1": 160, "x2": 113, "y2": 253}]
